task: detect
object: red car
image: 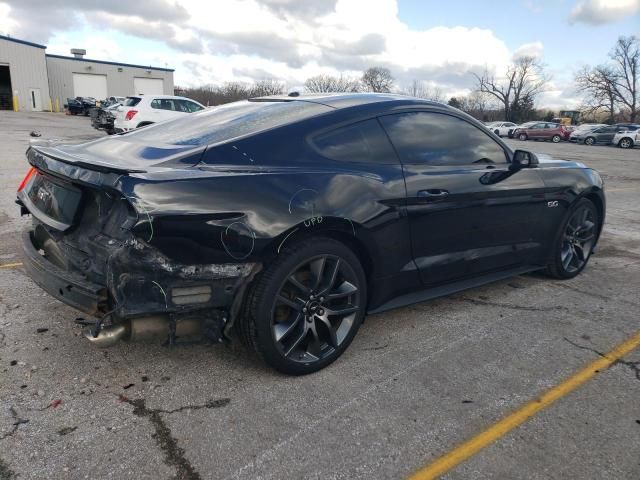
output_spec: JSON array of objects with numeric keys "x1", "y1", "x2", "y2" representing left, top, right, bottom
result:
[{"x1": 514, "y1": 122, "x2": 570, "y2": 142}]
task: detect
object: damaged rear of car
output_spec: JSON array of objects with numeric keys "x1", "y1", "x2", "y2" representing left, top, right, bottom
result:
[
  {"x1": 17, "y1": 99, "x2": 334, "y2": 351},
  {"x1": 17, "y1": 142, "x2": 259, "y2": 347}
]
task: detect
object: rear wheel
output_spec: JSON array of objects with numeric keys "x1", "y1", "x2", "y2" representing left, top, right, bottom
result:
[
  {"x1": 551, "y1": 134, "x2": 561, "y2": 143},
  {"x1": 545, "y1": 198, "x2": 599, "y2": 279},
  {"x1": 618, "y1": 138, "x2": 633, "y2": 149},
  {"x1": 238, "y1": 237, "x2": 366, "y2": 375},
  {"x1": 518, "y1": 133, "x2": 528, "y2": 141},
  {"x1": 584, "y1": 137, "x2": 595, "y2": 146}
]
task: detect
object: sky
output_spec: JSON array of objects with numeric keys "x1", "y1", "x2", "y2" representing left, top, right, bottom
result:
[{"x1": 0, "y1": 0, "x2": 638, "y2": 108}]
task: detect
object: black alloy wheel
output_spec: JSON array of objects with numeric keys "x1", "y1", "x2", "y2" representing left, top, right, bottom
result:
[
  {"x1": 239, "y1": 237, "x2": 366, "y2": 374},
  {"x1": 546, "y1": 198, "x2": 599, "y2": 279},
  {"x1": 271, "y1": 255, "x2": 360, "y2": 364}
]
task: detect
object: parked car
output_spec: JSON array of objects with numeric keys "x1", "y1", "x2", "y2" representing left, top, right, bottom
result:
[
  {"x1": 508, "y1": 121, "x2": 538, "y2": 138},
  {"x1": 486, "y1": 121, "x2": 518, "y2": 137},
  {"x1": 90, "y1": 103, "x2": 121, "y2": 135},
  {"x1": 16, "y1": 93, "x2": 605, "y2": 374},
  {"x1": 99, "y1": 96, "x2": 125, "y2": 108},
  {"x1": 514, "y1": 122, "x2": 570, "y2": 142},
  {"x1": 569, "y1": 124, "x2": 607, "y2": 142},
  {"x1": 573, "y1": 124, "x2": 640, "y2": 145},
  {"x1": 65, "y1": 97, "x2": 96, "y2": 116},
  {"x1": 613, "y1": 129, "x2": 640, "y2": 148},
  {"x1": 114, "y1": 95, "x2": 206, "y2": 133}
]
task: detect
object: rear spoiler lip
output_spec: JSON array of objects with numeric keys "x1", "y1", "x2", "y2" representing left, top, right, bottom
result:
[
  {"x1": 26, "y1": 146, "x2": 132, "y2": 189},
  {"x1": 28, "y1": 145, "x2": 147, "y2": 174}
]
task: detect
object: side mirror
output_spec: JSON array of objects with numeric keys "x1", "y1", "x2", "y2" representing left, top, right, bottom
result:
[{"x1": 511, "y1": 149, "x2": 538, "y2": 170}]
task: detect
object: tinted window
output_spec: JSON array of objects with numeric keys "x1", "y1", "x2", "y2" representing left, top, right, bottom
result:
[
  {"x1": 126, "y1": 100, "x2": 332, "y2": 146},
  {"x1": 151, "y1": 99, "x2": 179, "y2": 111},
  {"x1": 380, "y1": 112, "x2": 508, "y2": 166},
  {"x1": 124, "y1": 97, "x2": 141, "y2": 107},
  {"x1": 312, "y1": 119, "x2": 397, "y2": 164}
]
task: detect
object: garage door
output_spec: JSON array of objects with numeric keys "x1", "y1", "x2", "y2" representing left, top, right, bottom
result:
[
  {"x1": 133, "y1": 78, "x2": 164, "y2": 95},
  {"x1": 72, "y1": 73, "x2": 107, "y2": 99}
]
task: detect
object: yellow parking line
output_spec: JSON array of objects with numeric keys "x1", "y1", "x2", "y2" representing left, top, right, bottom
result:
[
  {"x1": 0, "y1": 262, "x2": 23, "y2": 269},
  {"x1": 408, "y1": 330, "x2": 640, "y2": 480}
]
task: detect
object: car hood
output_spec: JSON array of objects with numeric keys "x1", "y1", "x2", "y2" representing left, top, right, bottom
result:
[
  {"x1": 28, "y1": 136, "x2": 206, "y2": 174},
  {"x1": 536, "y1": 153, "x2": 585, "y2": 169}
]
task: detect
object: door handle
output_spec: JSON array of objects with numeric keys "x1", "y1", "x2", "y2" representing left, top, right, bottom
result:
[{"x1": 417, "y1": 189, "x2": 449, "y2": 201}]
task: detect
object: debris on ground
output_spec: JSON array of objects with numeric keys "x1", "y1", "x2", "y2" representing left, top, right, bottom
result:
[{"x1": 29, "y1": 131, "x2": 41, "y2": 137}]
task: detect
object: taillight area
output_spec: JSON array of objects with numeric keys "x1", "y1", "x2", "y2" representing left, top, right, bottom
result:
[
  {"x1": 17, "y1": 166, "x2": 37, "y2": 192},
  {"x1": 125, "y1": 110, "x2": 138, "y2": 121}
]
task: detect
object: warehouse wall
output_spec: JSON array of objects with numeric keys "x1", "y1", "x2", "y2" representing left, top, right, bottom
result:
[
  {"x1": 0, "y1": 37, "x2": 50, "y2": 111},
  {"x1": 46, "y1": 55, "x2": 174, "y2": 104}
]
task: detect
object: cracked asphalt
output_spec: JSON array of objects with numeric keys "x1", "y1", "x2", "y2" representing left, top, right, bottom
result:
[{"x1": 1, "y1": 111, "x2": 639, "y2": 480}]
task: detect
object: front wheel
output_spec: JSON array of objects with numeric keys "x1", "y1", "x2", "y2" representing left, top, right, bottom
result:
[
  {"x1": 618, "y1": 138, "x2": 633, "y2": 149},
  {"x1": 239, "y1": 237, "x2": 366, "y2": 375},
  {"x1": 551, "y1": 134, "x2": 561, "y2": 143},
  {"x1": 584, "y1": 137, "x2": 595, "y2": 146},
  {"x1": 545, "y1": 198, "x2": 599, "y2": 279},
  {"x1": 518, "y1": 133, "x2": 528, "y2": 141}
]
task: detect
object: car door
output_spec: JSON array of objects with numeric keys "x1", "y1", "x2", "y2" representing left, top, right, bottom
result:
[
  {"x1": 379, "y1": 110, "x2": 549, "y2": 286},
  {"x1": 594, "y1": 126, "x2": 617, "y2": 144},
  {"x1": 528, "y1": 123, "x2": 545, "y2": 139}
]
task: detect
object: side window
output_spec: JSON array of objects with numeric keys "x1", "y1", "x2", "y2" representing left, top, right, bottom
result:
[
  {"x1": 184, "y1": 101, "x2": 204, "y2": 113},
  {"x1": 150, "y1": 99, "x2": 161, "y2": 109},
  {"x1": 379, "y1": 112, "x2": 508, "y2": 166},
  {"x1": 311, "y1": 118, "x2": 397, "y2": 164}
]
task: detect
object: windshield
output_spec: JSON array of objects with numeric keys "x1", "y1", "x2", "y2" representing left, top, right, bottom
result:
[{"x1": 125, "y1": 100, "x2": 333, "y2": 146}]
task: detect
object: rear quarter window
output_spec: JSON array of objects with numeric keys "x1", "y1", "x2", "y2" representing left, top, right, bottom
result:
[
  {"x1": 124, "y1": 97, "x2": 141, "y2": 107},
  {"x1": 126, "y1": 100, "x2": 332, "y2": 146},
  {"x1": 311, "y1": 119, "x2": 397, "y2": 164}
]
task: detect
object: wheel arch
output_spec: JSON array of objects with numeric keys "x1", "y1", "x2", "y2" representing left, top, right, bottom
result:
[{"x1": 263, "y1": 218, "x2": 376, "y2": 280}]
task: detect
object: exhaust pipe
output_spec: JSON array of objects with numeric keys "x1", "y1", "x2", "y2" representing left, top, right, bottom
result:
[
  {"x1": 83, "y1": 323, "x2": 129, "y2": 348},
  {"x1": 83, "y1": 315, "x2": 203, "y2": 347}
]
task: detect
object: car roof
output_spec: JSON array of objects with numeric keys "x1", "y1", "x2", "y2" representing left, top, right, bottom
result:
[{"x1": 248, "y1": 92, "x2": 445, "y2": 110}]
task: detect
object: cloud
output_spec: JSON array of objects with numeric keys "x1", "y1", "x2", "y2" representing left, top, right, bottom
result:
[
  {"x1": 2, "y1": 0, "x2": 190, "y2": 43},
  {"x1": 513, "y1": 41, "x2": 544, "y2": 59},
  {"x1": 569, "y1": 0, "x2": 640, "y2": 25},
  {"x1": 2, "y1": 0, "x2": 538, "y2": 100}
]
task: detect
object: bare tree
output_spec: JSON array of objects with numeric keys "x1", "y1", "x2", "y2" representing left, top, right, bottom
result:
[
  {"x1": 402, "y1": 80, "x2": 444, "y2": 102},
  {"x1": 472, "y1": 56, "x2": 549, "y2": 122},
  {"x1": 176, "y1": 78, "x2": 286, "y2": 106},
  {"x1": 361, "y1": 67, "x2": 394, "y2": 93},
  {"x1": 250, "y1": 79, "x2": 286, "y2": 97},
  {"x1": 575, "y1": 65, "x2": 618, "y2": 123},
  {"x1": 609, "y1": 35, "x2": 639, "y2": 122},
  {"x1": 304, "y1": 74, "x2": 361, "y2": 93}
]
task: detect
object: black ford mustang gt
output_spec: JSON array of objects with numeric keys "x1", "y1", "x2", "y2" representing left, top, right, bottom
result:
[{"x1": 17, "y1": 93, "x2": 605, "y2": 374}]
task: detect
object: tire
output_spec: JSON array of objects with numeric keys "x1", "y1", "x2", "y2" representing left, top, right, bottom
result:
[
  {"x1": 494, "y1": 129, "x2": 500, "y2": 136},
  {"x1": 545, "y1": 198, "x2": 599, "y2": 279},
  {"x1": 584, "y1": 137, "x2": 595, "y2": 146},
  {"x1": 237, "y1": 237, "x2": 367, "y2": 375},
  {"x1": 136, "y1": 122, "x2": 154, "y2": 129},
  {"x1": 518, "y1": 133, "x2": 528, "y2": 141},
  {"x1": 551, "y1": 135, "x2": 561, "y2": 143},
  {"x1": 618, "y1": 138, "x2": 633, "y2": 149}
]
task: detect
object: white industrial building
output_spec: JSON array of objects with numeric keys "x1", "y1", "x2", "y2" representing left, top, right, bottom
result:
[{"x1": 0, "y1": 34, "x2": 174, "y2": 112}]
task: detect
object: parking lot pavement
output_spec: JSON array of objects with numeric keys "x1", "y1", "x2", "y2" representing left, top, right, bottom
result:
[{"x1": 1, "y1": 111, "x2": 639, "y2": 480}]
